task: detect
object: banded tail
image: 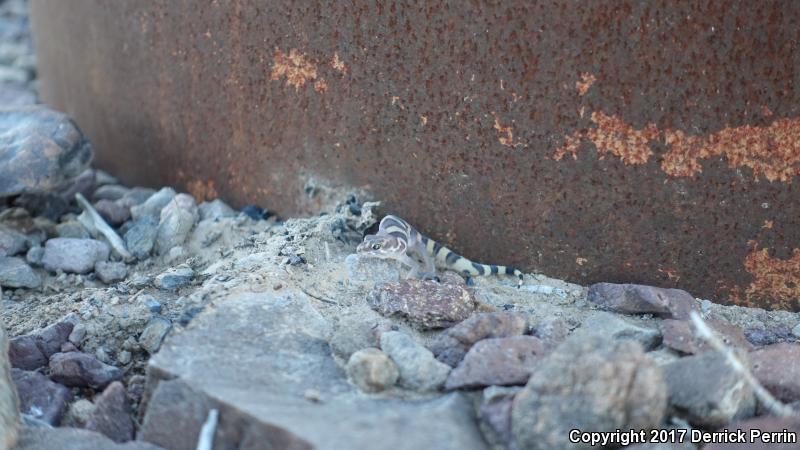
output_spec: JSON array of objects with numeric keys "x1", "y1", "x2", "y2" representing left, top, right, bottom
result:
[{"x1": 420, "y1": 235, "x2": 523, "y2": 288}]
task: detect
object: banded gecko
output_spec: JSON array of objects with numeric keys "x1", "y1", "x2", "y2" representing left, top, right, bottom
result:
[{"x1": 356, "y1": 215, "x2": 523, "y2": 287}]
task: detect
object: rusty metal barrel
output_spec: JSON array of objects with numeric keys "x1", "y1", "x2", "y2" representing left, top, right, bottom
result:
[{"x1": 29, "y1": 1, "x2": 800, "y2": 309}]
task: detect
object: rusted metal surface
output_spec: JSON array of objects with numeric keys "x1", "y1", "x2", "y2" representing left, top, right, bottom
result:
[{"x1": 30, "y1": 1, "x2": 800, "y2": 309}]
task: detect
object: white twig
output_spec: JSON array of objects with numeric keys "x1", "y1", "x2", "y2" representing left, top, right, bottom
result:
[
  {"x1": 689, "y1": 311, "x2": 797, "y2": 418},
  {"x1": 75, "y1": 193, "x2": 133, "y2": 261},
  {"x1": 196, "y1": 408, "x2": 219, "y2": 450}
]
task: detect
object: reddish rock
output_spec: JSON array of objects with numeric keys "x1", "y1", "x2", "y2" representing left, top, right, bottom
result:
[
  {"x1": 93, "y1": 199, "x2": 130, "y2": 226},
  {"x1": 86, "y1": 381, "x2": 134, "y2": 443},
  {"x1": 703, "y1": 416, "x2": 800, "y2": 450},
  {"x1": 8, "y1": 335, "x2": 47, "y2": 370},
  {"x1": 11, "y1": 369, "x2": 72, "y2": 425},
  {"x1": 530, "y1": 317, "x2": 577, "y2": 350},
  {"x1": 750, "y1": 343, "x2": 800, "y2": 403},
  {"x1": 445, "y1": 336, "x2": 546, "y2": 390},
  {"x1": 587, "y1": 283, "x2": 698, "y2": 319},
  {"x1": 430, "y1": 312, "x2": 528, "y2": 366},
  {"x1": 478, "y1": 386, "x2": 520, "y2": 448},
  {"x1": 48, "y1": 352, "x2": 122, "y2": 389},
  {"x1": 661, "y1": 318, "x2": 753, "y2": 355},
  {"x1": 366, "y1": 279, "x2": 476, "y2": 330}
]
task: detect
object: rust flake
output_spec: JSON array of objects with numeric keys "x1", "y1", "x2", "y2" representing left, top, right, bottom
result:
[
  {"x1": 186, "y1": 179, "x2": 218, "y2": 202},
  {"x1": 330, "y1": 52, "x2": 348, "y2": 74},
  {"x1": 270, "y1": 48, "x2": 318, "y2": 91},
  {"x1": 743, "y1": 241, "x2": 800, "y2": 310},
  {"x1": 313, "y1": 79, "x2": 328, "y2": 93},
  {"x1": 492, "y1": 113, "x2": 525, "y2": 148},
  {"x1": 575, "y1": 72, "x2": 596, "y2": 96},
  {"x1": 585, "y1": 111, "x2": 657, "y2": 165}
]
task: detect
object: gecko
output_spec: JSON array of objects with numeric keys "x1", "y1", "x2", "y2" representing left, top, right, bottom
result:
[{"x1": 356, "y1": 215, "x2": 523, "y2": 287}]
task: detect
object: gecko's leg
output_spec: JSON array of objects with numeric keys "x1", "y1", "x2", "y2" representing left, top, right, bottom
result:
[
  {"x1": 410, "y1": 242, "x2": 437, "y2": 280},
  {"x1": 394, "y1": 254, "x2": 424, "y2": 279}
]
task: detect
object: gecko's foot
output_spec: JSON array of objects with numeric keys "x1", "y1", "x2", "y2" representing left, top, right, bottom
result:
[{"x1": 465, "y1": 276, "x2": 475, "y2": 286}]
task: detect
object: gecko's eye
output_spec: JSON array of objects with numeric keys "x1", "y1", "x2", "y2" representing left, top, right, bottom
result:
[{"x1": 372, "y1": 243, "x2": 381, "y2": 250}]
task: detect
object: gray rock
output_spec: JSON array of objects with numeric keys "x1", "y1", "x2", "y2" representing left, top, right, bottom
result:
[
  {"x1": 445, "y1": 336, "x2": 545, "y2": 389},
  {"x1": 664, "y1": 352, "x2": 754, "y2": 428},
  {"x1": 54, "y1": 220, "x2": 90, "y2": 239},
  {"x1": 570, "y1": 310, "x2": 661, "y2": 350},
  {"x1": 587, "y1": 283, "x2": 699, "y2": 320},
  {"x1": 0, "y1": 225, "x2": 26, "y2": 256},
  {"x1": 345, "y1": 253, "x2": 401, "y2": 284},
  {"x1": 11, "y1": 369, "x2": 71, "y2": 426},
  {"x1": 511, "y1": 337, "x2": 667, "y2": 450},
  {"x1": 42, "y1": 238, "x2": 109, "y2": 274},
  {"x1": 198, "y1": 199, "x2": 237, "y2": 220},
  {"x1": 48, "y1": 352, "x2": 123, "y2": 390},
  {"x1": 380, "y1": 331, "x2": 451, "y2": 391},
  {"x1": 430, "y1": 312, "x2": 528, "y2": 366},
  {"x1": 479, "y1": 386, "x2": 520, "y2": 448},
  {"x1": 93, "y1": 199, "x2": 130, "y2": 226},
  {"x1": 129, "y1": 187, "x2": 176, "y2": 220},
  {"x1": 329, "y1": 313, "x2": 391, "y2": 360},
  {"x1": 116, "y1": 187, "x2": 156, "y2": 210},
  {"x1": 367, "y1": 279, "x2": 476, "y2": 330},
  {"x1": 62, "y1": 398, "x2": 96, "y2": 428},
  {"x1": 94, "y1": 261, "x2": 127, "y2": 284},
  {"x1": 0, "y1": 256, "x2": 40, "y2": 288},
  {"x1": 91, "y1": 184, "x2": 129, "y2": 202},
  {"x1": 93, "y1": 170, "x2": 119, "y2": 186},
  {"x1": 0, "y1": 85, "x2": 35, "y2": 107},
  {"x1": 85, "y1": 381, "x2": 133, "y2": 443},
  {"x1": 346, "y1": 348, "x2": 399, "y2": 393},
  {"x1": 531, "y1": 317, "x2": 577, "y2": 350},
  {"x1": 123, "y1": 216, "x2": 158, "y2": 260},
  {"x1": 138, "y1": 318, "x2": 172, "y2": 354},
  {"x1": 68, "y1": 323, "x2": 87, "y2": 345},
  {"x1": 24, "y1": 246, "x2": 43, "y2": 267},
  {"x1": 661, "y1": 318, "x2": 752, "y2": 355},
  {"x1": 750, "y1": 343, "x2": 800, "y2": 403},
  {"x1": 154, "y1": 265, "x2": 194, "y2": 290},
  {"x1": 13, "y1": 427, "x2": 165, "y2": 450},
  {"x1": 155, "y1": 193, "x2": 198, "y2": 255},
  {"x1": 0, "y1": 106, "x2": 92, "y2": 198},
  {"x1": 141, "y1": 291, "x2": 487, "y2": 450}
]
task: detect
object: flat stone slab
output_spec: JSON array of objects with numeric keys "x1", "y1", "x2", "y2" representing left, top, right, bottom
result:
[
  {"x1": 142, "y1": 291, "x2": 488, "y2": 450},
  {"x1": 13, "y1": 426, "x2": 163, "y2": 450}
]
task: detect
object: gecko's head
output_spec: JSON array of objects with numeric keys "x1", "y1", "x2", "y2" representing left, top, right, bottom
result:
[{"x1": 356, "y1": 234, "x2": 405, "y2": 258}]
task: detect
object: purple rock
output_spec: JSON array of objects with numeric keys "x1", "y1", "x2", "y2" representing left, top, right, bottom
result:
[
  {"x1": 12, "y1": 368, "x2": 72, "y2": 425},
  {"x1": 48, "y1": 352, "x2": 123, "y2": 389}
]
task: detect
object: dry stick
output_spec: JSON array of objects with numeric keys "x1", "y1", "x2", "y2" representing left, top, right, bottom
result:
[
  {"x1": 196, "y1": 408, "x2": 219, "y2": 450},
  {"x1": 74, "y1": 193, "x2": 133, "y2": 261},
  {"x1": 689, "y1": 311, "x2": 797, "y2": 418}
]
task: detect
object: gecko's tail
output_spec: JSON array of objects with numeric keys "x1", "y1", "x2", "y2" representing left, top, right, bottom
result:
[{"x1": 504, "y1": 266, "x2": 524, "y2": 288}]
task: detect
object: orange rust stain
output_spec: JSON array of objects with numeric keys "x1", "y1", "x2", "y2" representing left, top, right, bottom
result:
[
  {"x1": 330, "y1": 52, "x2": 348, "y2": 74},
  {"x1": 492, "y1": 113, "x2": 525, "y2": 148},
  {"x1": 761, "y1": 105, "x2": 773, "y2": 118},
  {"x1": 313, "y1": 79, "x2": 328, "y2": 93},
  {"x1": 585, "y1": 111, "x2": 657, "y2": 165},
  {"x1": 575, "y1": 72, "x2": 596, "y2": 96},
  {"x1": 762, "y1": 220, "x2": 774, "y2": 229},
  {"x1": 186, "y1": 179, "x2": 218, "y2": 202},
  {"x1": 420, "y1": 115, "x2": 428, "y2": 126},
  {"x1": 743, "y1": 240, "x2": 800, "y2": 310},
  {"x1": 270, "y1": 48, "x2": 317, "y2": 91},
  {"x1": 658, "y1": 268, "x2": 680, "y2": 282},
  {"x1": 554, "y1": 109, "x2": 800, "y2": 182}
]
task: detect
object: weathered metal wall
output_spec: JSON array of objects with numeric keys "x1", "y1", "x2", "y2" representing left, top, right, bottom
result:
[{"x1": 30, "y1": 1, "x2": 800, "y2": 309}]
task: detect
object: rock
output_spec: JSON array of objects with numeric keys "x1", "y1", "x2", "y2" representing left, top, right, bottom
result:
[
  {"x1": 54, "y1": 221, "x2": 90, "y2": 239},
  {"x1": 123, "y1": 216, "x2": 158, "y2": 260},
  {"x1": 93, "y1": 170, "x2": 119, "y2": 186},
  {"x1": 346, "y1": 348, "x2": 399, "y2": 393},
  {"x1": 0, "y1": 85, "x2": 34, "y2": 106},
  {"x1": 663, "y1": 352, "x2": 755, "y2": 428},
  {"x1": 94, "y1": 261, "x2": 127, "y2": 284},
  {"x1": 116, "y1": 187, "x2": 156, "y2": 210},
  {"x1": 0, "y1": 225, "x2": 26, "y2": 256},
  {"x1": 42, "y1": 238, "x2": 109, "y2": 274},
  {"x1": 445, "y1": 336, "x2": 545, "y2": 390},
  {"x1": 793, "y1": 324, "x2": 800, "y2": 339},
  {"x1": 0, "y1": 106, "x2": 92, "y2": 198},
  {"x1": 13, "y1": 193, "x2": 69, "y2": 222},
  {"x1": 587, "y1": 283, "x2": 698, "y2": 319},
  {"x1": 58, "y1": 168, "x2": 96, "y2": 201},
  {"x1": 645, "y1": 348, "x2": 681, "y2": 366},
  {"x1": 530, "y1": 317, "x2": 577, "y2": 350},
  {"x1": 8, "y1": 316, "x2": 75, "y2": 370},
  {"x1": 85, "y1": 381, "x2": 134, "y2": 443},
  {"x1": 367, "y1": 279, "x2": 476, "y2": 330},
  {"x1": 661, "y1": 318, "x2": 752, "y2": 355},
  {"x1": 570, "y1": 311, "x2": 661, "y2": 350},
  {"x1": 380, "y1": 331, "x2": 451, "y2": 391},
  {"x1": 93, "y1": 199, "x2": 130, "y2": 226},
  {"x1": 91, "y1": 184, "x2": 129, "y2": 202},
  {"x1": 745, "y1": 327, "x2": 796, "y2": 347},
  {"x1": 130, "y1": 187, "x2": 176, "y2": 220},
  {"x1": 198, "y1": 199, "x2": 237, "y2": 220},
  {"x1": 0, "y1": 256, "x2": 39, "y2": 288},
  {"x1": 154, "y1": 265, "x2": 194, "y2": 290},
  {"x1": 345, "y1": 253, "x2": 401, "y2": 284},
  {"x1": 24, "y1": 246, "x2": 42, "y2": 267},
  {"x1": 68, "y1": 323, "x2": 87, "y2": 345},
  {"x1": 511, "y1": 337, "x2": 666, "y2": 450},
  {"x1": 48, "y1": 352, "x2": 123, "y2": 389},
  {"x1": 750, "y1": 343, "x2": 800, "y2": 403},
  {"x1": 478, "y1": 386, "x2": 520, "y2": 448},
  {"x1": 329, "y1": 313, "x2": 391, "y2": 360},
  {"x1": 13, "y1": 427, "x2": 164, "y2": 450},
  {"x1": 7, "y1": 336, "x2": 46, "y2": 370},
  {"x1": 142, "y1": 291, "x2": 487, "y2": 450},
  {"x1": 60, "y1": 342, "x2": 77, "y2": 353},
  {"x1": 155, "y1": 193, "x2": 198, "y2": 255},
  {"x1": 117, "y1": 351, "x2": 131, "y2": 365},
  {"x1": 702, "y1": 416, "x2": 800, "y2": 450},
  {"x1": 10, "y1": 369, "x2": 71, "y2": 426},
  {"x1": 0, "y1": 297, "x2": 19, "y2": 449},
  {"x1": 430, "y1": 311, "x2": 529, "y2": 367},
  {"x1": 29, "y1": 316, "x2": 76, "y2": 358},
  {"x1": 138, "y1": 318, "x2": 172, "y2": 354},
  {"x1": 62, "y1": 398, "x2": 95, "y2": 428}
]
